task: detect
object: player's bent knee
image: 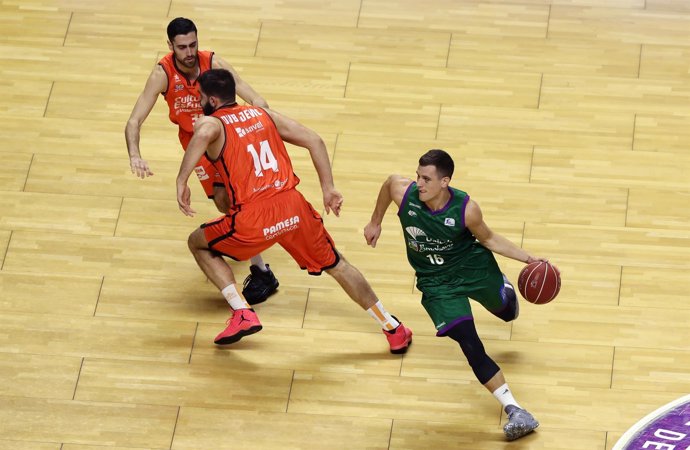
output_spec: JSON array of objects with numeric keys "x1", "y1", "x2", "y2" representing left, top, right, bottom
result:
[
  {"x1": 495, "y1": 276, "x2": 519, "y2": 322},
  {"x1": 187, "y1": 228, "x2": 208, "y2": 253}
]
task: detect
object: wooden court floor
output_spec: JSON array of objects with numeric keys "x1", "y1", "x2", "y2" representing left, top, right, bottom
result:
[{"x1": 1, "y1": 0, "x2": 689, "y2": 449}]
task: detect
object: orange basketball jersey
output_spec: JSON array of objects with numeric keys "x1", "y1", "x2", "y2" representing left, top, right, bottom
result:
[
  {"x1": 209, "y1": 104, "x2": 300, "y2": 208},
  {"x1": 158, "y1": 50, "x2": 214, "y2": 149}
]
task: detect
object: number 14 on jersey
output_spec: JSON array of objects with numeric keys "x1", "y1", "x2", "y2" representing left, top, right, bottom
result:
[{"x1": 247, "y1": 140, "x2": 279, "y2": 177}]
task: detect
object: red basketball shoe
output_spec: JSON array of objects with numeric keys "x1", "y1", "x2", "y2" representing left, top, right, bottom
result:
[
  {"x1": 214, "y1": 308, "x2": 262, "y2": 345},
  {"x1": 384, "y1": 319, "x2": 413, "y2": 354}
]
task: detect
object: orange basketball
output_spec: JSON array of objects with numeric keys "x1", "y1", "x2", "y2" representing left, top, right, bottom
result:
[{"x1": 517, "y1": 261, "x2": 561, "y2": 304}]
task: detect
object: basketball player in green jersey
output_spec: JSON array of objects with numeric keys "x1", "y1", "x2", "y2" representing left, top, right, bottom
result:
[{"x1": 364, "y1": 149, "x2": 544, "y2": 441}]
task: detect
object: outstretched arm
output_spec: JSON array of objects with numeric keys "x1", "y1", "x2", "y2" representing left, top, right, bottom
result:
[
  {"x1": 465, "y1": 199, "x2": 543, "y2": 263},
  {"x1": 175, "y1": 117, "x2": 222, "y2": 216},
  {"x1": 265, "y1": 108, "x2": 341, "y2": 216},
  {"x1": 125, "y1": 65, "x2": 167, "y2": 178},
  {"x1": 364, "y1": 175, "x2": 413, "y2": 248},
  {"x1": 213, "y1": 56, "x2": 269, "y2": 109}
]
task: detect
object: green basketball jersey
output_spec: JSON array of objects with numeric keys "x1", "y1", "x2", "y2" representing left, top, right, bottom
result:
[{"x1": 397, "y1": 183, "x2": 496, "y2": 276}]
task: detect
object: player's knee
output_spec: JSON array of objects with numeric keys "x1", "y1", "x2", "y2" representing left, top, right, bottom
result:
[
  {"x1": 186, "y1": 232, "x2": 197, "y2": 253},
  {"x1": 447, "y1": 321, "x2": 485, "y2": 364},
  {"x1": 187, "y1": 228, "x2": 207, "y2": 253},
  {"x1": 447, "y1": 322, "x2": 500, "y2": 384},
  {"x1": 495, "y1": 275, "x2": 519, "y2": 322},
  {"x1": 458, "y1": 335, "x2": 488, "y2": 369}
]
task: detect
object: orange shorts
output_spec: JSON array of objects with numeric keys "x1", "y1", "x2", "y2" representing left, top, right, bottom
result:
[
  {"x1": 201, "y1": 189, "x2": 340, "y2": 275},
  {"x1": 180, "y1": 131, "x2": 223, "y2": 198}
]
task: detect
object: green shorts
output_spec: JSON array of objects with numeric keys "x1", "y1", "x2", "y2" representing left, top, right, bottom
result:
[{"x1": 417, "y1": 263, "x2": 508, "y2": 336}]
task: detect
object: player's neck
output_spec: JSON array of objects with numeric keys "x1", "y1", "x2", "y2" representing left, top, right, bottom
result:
[
  {"x1": 424, "y1": 188, "x2": 450, "y2": 212},
  {"x1": 173, "y1": 57, "x2": 199, "y2": 80},
  {"x1": 179, "y1": 63, "x2": 200, "y2": 80}
]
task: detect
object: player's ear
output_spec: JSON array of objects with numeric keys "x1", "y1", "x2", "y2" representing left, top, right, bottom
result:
[
  {"x1": 167, "y1": 40, "x2": 173, "y2": 52},
  {"x1": 441, "y1": 176, "x2": 450, "y2": 188}
]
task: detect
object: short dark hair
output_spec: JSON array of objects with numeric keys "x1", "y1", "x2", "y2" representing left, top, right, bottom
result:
[
  {"x1": 198, "y1": 69, "x2": 236, "y2": 103},
  {"x1": 167, "y1": 17, "x2": 197, "y2": 42},
  {"x1": 419, "y1": 149, "x2": 454, "y2": 179}
]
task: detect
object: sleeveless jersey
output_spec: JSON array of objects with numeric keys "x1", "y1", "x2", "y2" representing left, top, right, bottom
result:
[
  {"x1": 397, "y1": 183, "x2": 495, "y2": 276},
  {"x1": 158, "y1": 50, "x2": 214, "y2": 149},
  {"x1": 209, "y1": 104, "x2": 300, "y2": 208}
]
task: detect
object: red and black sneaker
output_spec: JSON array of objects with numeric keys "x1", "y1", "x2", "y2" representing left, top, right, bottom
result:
[
  {"x1": 214, "y1": 308, "x2": 263, "y2": 345},
  {"x1": 384, "y1": 319, "x2": 413, "y2": 354}
]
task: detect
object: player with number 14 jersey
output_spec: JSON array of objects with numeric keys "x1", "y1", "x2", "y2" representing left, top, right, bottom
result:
[{"x1": 209, "y1": 104, "x2": 300, "y2": 209}]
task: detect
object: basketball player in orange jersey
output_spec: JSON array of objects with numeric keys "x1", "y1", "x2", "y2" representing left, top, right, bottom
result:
[
  {"x1": 125, "y1": 17, "x2": 278, "y2": 304},
  {"x1": 175, "y1": 68, "x2": 413, "y2": 353}
]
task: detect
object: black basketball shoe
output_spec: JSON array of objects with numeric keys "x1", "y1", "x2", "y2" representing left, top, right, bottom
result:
[{"x1": 241, "y1": 264, "x2": 279, "y2": 305}]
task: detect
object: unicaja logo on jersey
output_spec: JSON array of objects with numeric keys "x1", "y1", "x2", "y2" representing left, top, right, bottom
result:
[
  {"x1": 404, "y1": 226, "x2": 454, "y2": 253},
  {"x1": 263, "y1": 215, "x2": 300, "y2": 240},
  {"x1": 405, "y1": 226, "x2": 427, "y2": 252},
  {"x1": 405, "y1": 226, "x2": 427, "y2": 239}
]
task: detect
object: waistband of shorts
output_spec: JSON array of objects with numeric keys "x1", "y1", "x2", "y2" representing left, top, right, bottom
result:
[{"x1": 235, "y1": 188, "x2": 300, "y2": 211}]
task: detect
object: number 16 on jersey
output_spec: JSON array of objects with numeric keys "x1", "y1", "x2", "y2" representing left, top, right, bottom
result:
[{"x1": 427, "y1": 254, "x2": 445, "y2": 265}]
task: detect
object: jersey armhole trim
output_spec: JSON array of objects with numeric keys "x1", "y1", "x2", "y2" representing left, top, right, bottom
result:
[
  {"x1": 204, "y1": 117, "x2": 226, "y2": 163},
  {"x1": 159, "y1": 63, "x2": 170, "y2": 97},
  {"x1": 397, "y1": 182, "x2": 415, "y2": 217},
  {"x1": 460, "y1": 194, "x2": 470, "y2": 229}
]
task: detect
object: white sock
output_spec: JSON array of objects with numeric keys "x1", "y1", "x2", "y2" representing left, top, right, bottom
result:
[
  {"x1": 366, "y1": 300, "x2": 400, "y2": 331},
  {"x1": 221, "y1": 284, "x2": 250, "y2": 310},
  {"x1": 492, "y1": 383, "x2": 521, "y2": 411},
  {"x1": 250, "y1": 254, "x2": 268, "y2": 271}
]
